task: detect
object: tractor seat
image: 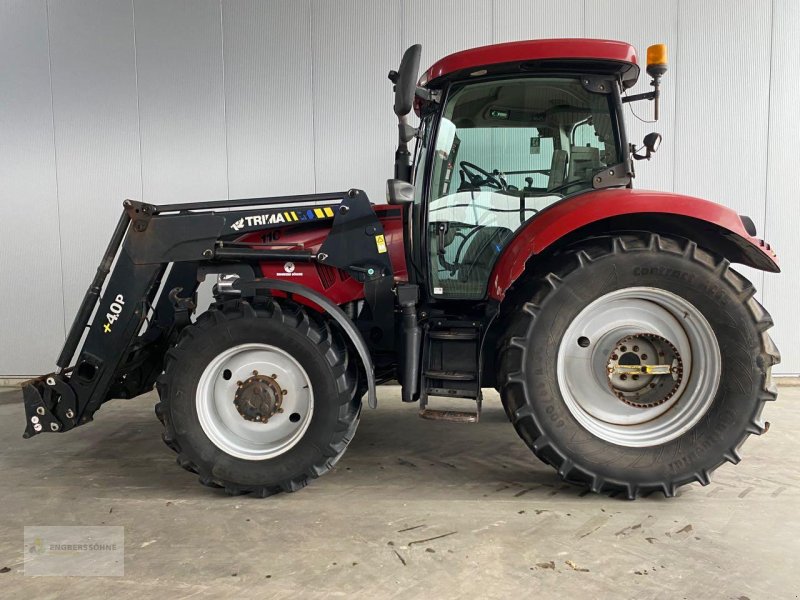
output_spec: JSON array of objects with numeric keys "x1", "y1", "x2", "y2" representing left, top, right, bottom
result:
[{"x1": 567, "y1": 146, "x2": 601, "y2": 181}]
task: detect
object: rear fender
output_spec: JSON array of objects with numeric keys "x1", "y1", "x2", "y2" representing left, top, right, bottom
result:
[{"x1": 489, "y1": 188, "x2": 779, "y2": 300}]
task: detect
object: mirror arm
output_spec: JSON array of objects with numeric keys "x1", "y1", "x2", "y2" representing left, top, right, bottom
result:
[
  {"x1": 632, "y1": 146, "x2": 652, "y2": 161},
  {"x1": 394, "y1": 140, "x2": 412, "y2": 181},
  {"x1": 399, "y1": 122, "x2": 418, "y2": 143},
  {"x1": 415, "y1": 86, "x2": 439, "y2": 102},
  {"x1": 394, "y1": 114, "x2": 415, "y2": 181}
]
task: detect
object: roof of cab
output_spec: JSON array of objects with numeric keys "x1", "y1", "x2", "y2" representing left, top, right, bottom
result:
[{"x1": 420, "y1": 38, "x2": 639, "y2": 87}]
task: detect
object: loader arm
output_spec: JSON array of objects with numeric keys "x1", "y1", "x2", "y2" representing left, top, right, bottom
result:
[{"x1": 23, "y1": 190, "x2": 392, "y2": 439}]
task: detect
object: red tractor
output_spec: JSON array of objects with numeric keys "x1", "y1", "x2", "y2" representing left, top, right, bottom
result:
[{"x1": 23, "y1": 39, "x2": 780, "y2": 499}]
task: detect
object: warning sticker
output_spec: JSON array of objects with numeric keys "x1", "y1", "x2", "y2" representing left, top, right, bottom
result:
[{"x1": 375, "y1": 234, "x2": 387, "y2": 254}]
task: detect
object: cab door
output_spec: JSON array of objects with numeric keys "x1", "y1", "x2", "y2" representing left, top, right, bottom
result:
[{"x1": 422, "y1": 75, "x2": 621, "y2": 300}]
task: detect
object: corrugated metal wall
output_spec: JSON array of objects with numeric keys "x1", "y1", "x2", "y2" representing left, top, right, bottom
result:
[{"x1": 1, "y1": 0, "x2": 797, "y2": 374}]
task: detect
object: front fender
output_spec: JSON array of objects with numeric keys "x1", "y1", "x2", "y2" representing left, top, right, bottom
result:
[
  {"x1": 234, "y1": 278, "x2": 378, "y2": 409},
  {"x1": 489, "y1": 188, "x2": 779, "y2": 300}
]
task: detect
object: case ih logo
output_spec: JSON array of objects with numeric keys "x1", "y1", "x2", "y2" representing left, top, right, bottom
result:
[
  {"x1": 230, "y1": 207, "x2": 335, "y2": 231},
  {"x1": 277, "y1": 261, "x2": 303, "y2": 277}
]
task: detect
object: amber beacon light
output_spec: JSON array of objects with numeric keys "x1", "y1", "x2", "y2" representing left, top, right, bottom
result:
[
  {"x1": 646, "y1": 43, "x2": 668, "y2": 76},
  {"x1": 646, "y1": 43, "x2": 668, "y2": 120}
]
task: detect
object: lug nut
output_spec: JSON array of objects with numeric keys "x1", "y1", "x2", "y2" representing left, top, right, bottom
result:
[
  {"x1": 632, "y1": 345, "x2": 639, "y2": 352},
  {"x1": 46, "y1": 377, "x2": 56, "y2": 386},
  {"x1": 641, "y1": 354, "x2": 648, "y2": 360},
  {"x1": 36, "y1": 406, "x2": 45, "y2": 416},
  {"x1": 34, "y1": 423, "x2": 42, "y2": 432},
  {"x1": 50, "y1": 423, "x2": 59, "y2": 431},
  {"x1": 620, "y1": 374, "x2": 627, "y2": 381},
  {"x1": 31, "y1": 416, "x2": 39, "y2": 424},
  {"x1": 65, "y1": 409, "x2": 74, "y2": 419}
]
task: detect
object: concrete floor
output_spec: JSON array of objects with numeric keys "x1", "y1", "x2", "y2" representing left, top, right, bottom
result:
[{"x1": 0, "y1": 385, "x2": 798, "y2": 599}]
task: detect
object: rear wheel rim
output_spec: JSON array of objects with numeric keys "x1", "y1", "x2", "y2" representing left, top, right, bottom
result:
[
  {"x1": 196, "y1": 343, "x2": 314, "y2": 460},
  {"x1": 556, "y1": 287, "x2": 721, "y2": 447}
]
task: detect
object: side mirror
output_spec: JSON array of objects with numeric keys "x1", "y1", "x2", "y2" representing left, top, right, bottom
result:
[
  {"x1": 391, "y1": 45, "x2": 421, "y2": 117},
  {"x1": 644, "y1": 132, "x2": 662, "y2": 153},
  {"x1": 386, "y1": 179, "x2": 415, "y2": 205},
  {"x1": 633, "y1": 132, "x2": 662, "y2": 160}
]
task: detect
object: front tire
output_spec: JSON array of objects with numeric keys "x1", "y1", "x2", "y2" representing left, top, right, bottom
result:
[
  {"x1": 498, "y1": 234, "x2": 780, "y2": 499},
  {"x1": 156, "y1": 298, "x2": 359, "y2": 497}
]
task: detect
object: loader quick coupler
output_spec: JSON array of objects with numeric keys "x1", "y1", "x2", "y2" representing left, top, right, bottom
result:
[{"x1": 22, "y1": 373, "x2": 78, "y2": 438}]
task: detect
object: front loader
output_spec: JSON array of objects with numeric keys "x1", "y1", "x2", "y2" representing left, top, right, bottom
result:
[{"x1": 22, "y1": 39, "x2": 780, "y2": 499}]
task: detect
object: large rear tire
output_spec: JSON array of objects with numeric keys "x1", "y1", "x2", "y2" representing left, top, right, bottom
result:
[
  {"x1": 498, "y1": 234, "x2": 780, "y2": 499},
  {"x1": 155, "y1": 298, "x2": 359, "y2": 497}
]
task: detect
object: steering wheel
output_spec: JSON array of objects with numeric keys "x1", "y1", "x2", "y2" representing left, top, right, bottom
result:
[{"x1": 459, "y1": 161, "x2": 504, "y2": 190}]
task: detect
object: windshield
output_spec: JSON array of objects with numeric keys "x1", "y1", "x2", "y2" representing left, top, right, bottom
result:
[{"x1": 425, "y1": 76, "x2": 620, "y2": 299}]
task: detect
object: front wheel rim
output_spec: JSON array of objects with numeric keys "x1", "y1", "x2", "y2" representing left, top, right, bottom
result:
[
  {"x1": 556, "y1": 287, "x2": 721, "y2": 448},
  {"x1": 196, "y1": 343, "x2": 314, "y2": 460}
]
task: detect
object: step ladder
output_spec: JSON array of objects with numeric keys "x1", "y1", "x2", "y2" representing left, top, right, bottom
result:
[{"x1": 419, "y1": 321, "x2": 482, "y2": 423}]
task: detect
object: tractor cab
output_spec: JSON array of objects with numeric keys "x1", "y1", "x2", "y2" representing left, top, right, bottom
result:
[{"x1": 389, "y1": 39, "x2": 660, "y2": 302}]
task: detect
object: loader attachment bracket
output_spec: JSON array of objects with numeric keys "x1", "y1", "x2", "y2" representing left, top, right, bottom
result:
[
  {"x1": 317, "y1": 188, "x2": 396, "y2": 353},
  {"x1": 23, "y1": 374, "x2": 78, "y2": 438}
]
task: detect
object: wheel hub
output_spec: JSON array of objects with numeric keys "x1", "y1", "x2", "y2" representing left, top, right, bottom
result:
[
  {"x1": 606, "y1": 333, "x2": 683, "y2": 408},
  {"x1": 233, "y1": 371, "x2": 285, "y2": 423}
]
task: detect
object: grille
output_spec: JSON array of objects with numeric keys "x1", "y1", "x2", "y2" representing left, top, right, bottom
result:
[{"x1": 317, "y1": 264, "x2": 337, "y2": 289}]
